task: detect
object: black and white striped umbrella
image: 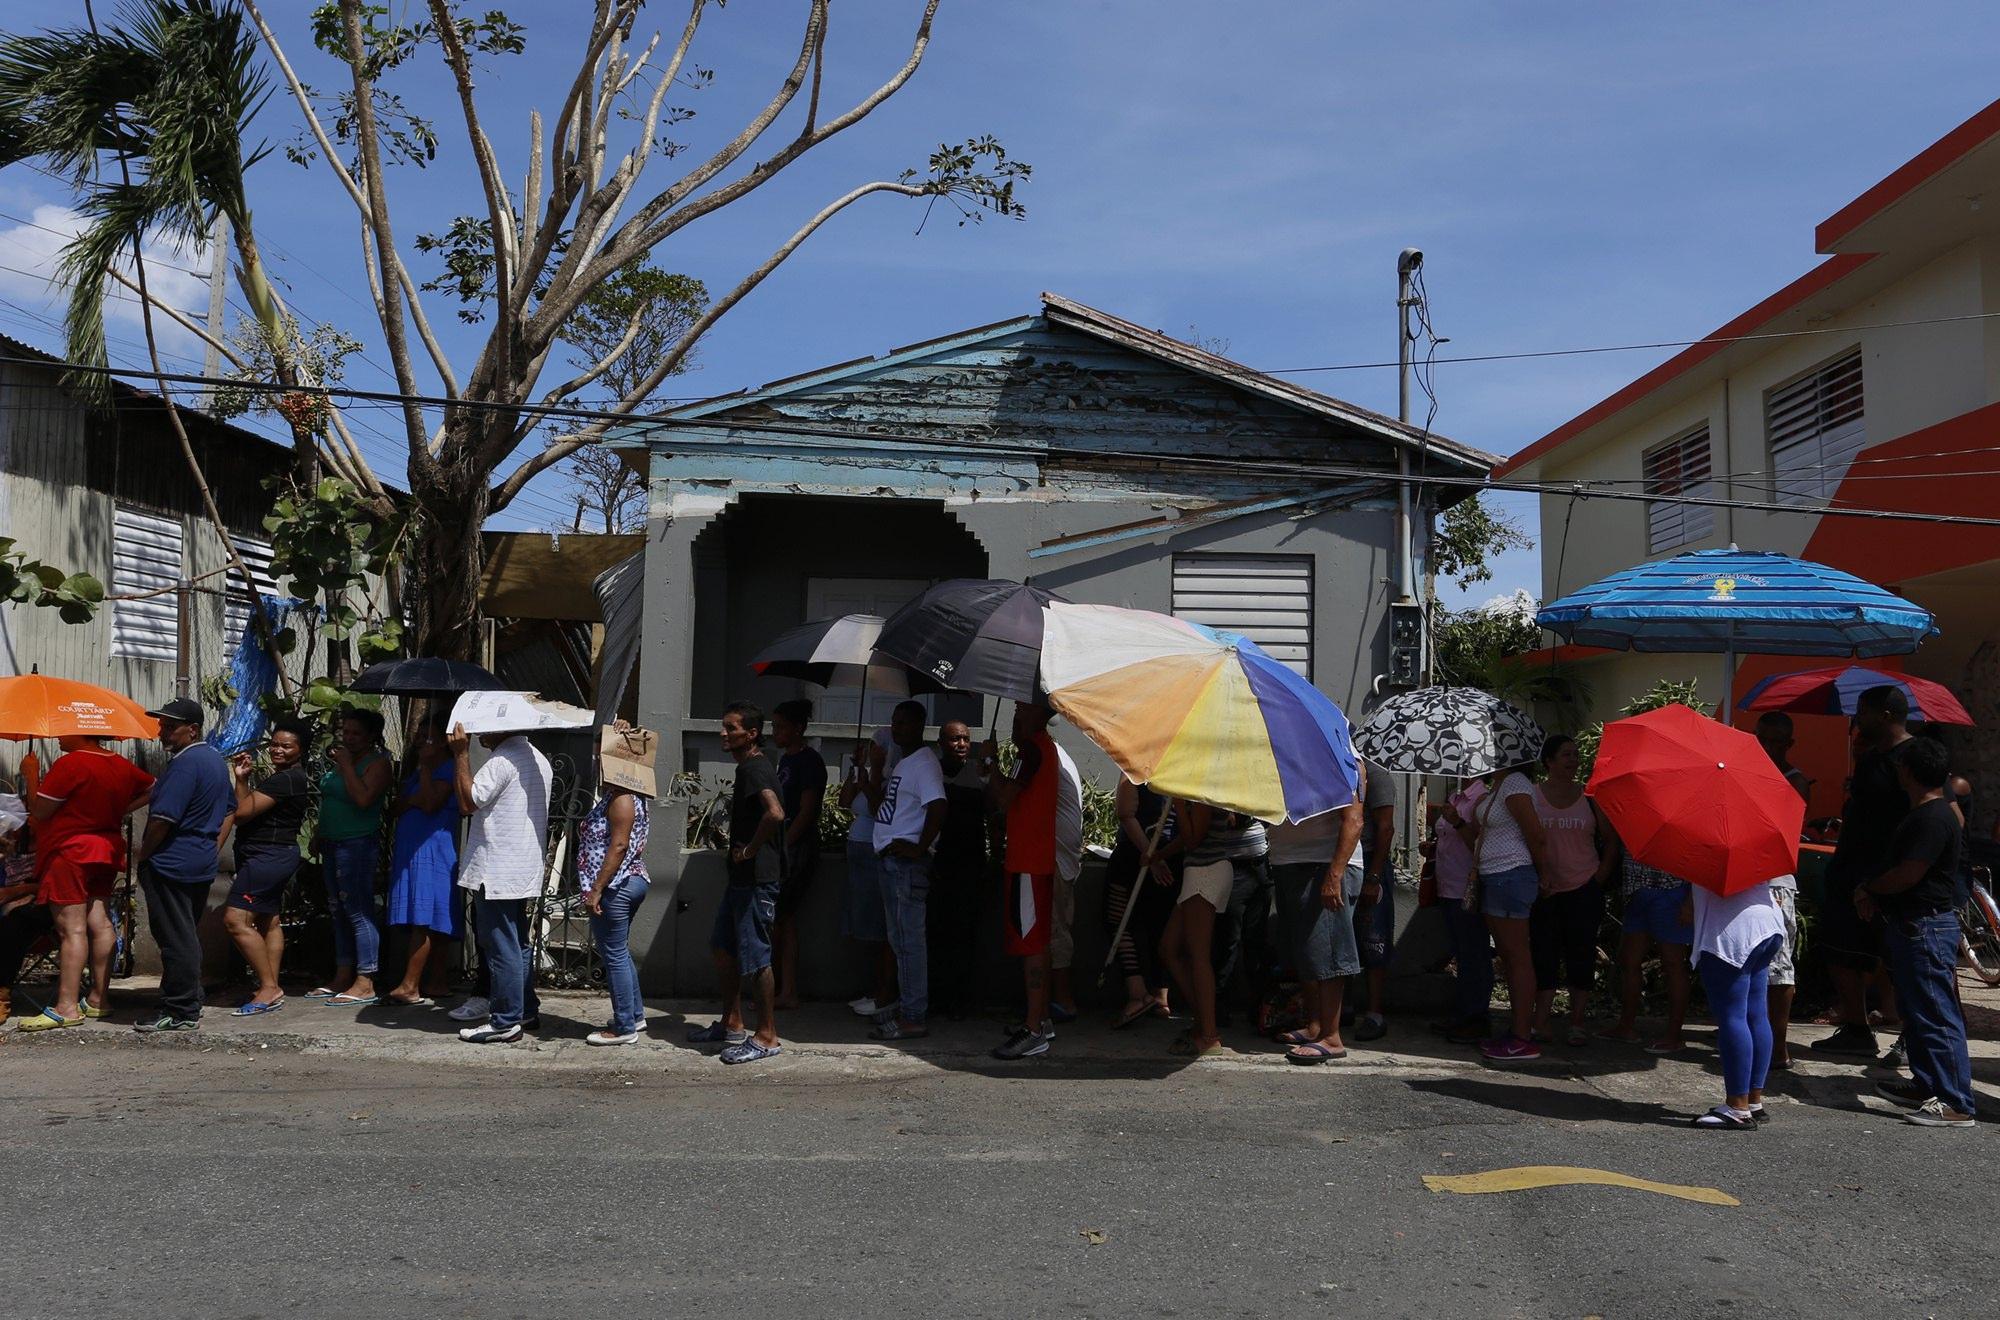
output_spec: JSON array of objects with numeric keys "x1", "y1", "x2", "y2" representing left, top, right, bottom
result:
[
  {"x1": 1354, "y1": 686, "x2": 1545, "y2": 777},
  {"x1": 749, "y1": 614, "x2": 946, "y2": 696}
]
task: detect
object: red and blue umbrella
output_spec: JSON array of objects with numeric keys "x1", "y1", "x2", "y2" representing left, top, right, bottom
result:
[{"x1": 1738, "y1": 664, "x2": 1973, "y2": 726}]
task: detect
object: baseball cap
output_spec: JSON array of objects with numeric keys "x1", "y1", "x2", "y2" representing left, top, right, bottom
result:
[{"x1": 145, "y1": 697, "x2": 204, "y2": 727}]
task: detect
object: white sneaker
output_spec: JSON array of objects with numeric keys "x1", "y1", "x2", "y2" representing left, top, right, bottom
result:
[
  {"x1": 458, "y1": 1022, "x2": 522, "y2": 1044},
  {"x1": 586, "y1": 1029, "x2": 640, "y2": 1047},
  {"x1": 849, "y1": 995, "x2": 881, "y2": 1017},
  {"x1": 448, "y1": 996, "x2": 491, "y2": 1022}
]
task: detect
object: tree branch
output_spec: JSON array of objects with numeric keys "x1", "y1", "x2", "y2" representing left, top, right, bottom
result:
[
  {"x1": 105, "y1": 267, "x2": 248, "y2": 370},
  {"x1": 428, "y1": 0, "x2": 518, "y2": 391},
  {"x1": 494, "y1": 179, "x2": 923, "y2": 509}
]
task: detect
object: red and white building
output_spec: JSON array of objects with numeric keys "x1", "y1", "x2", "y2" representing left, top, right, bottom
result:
[{"x1": 1498, "y1": 98, "x2": 2000, "y2": 827}]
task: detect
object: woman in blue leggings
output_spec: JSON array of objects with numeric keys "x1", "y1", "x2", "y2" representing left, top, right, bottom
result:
[{"x1": 1688, "y1": 879, "x2": 1788, "y2": 1129}]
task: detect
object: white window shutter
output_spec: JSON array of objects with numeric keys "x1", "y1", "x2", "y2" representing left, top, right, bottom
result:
[
  {"x1": 1768, "y1": 349, "x2": 1864, "y2": 504},
  {"x1": 221, "y1": 534, "x2": 279, "y2": 656},
  {"x1": 1642, "y1": 427, "x2": 1713, "y2": 553},
  {"x1": 1171, "y1": 554, "x2": 1313, "y2": 678},
  {"x1": 110, "y1": 505, "x2": 184, "y2": 664}
]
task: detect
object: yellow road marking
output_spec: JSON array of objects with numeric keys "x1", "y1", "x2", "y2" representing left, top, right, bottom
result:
[{"x1": 1422, "y1": 1165, "x2": 1739, "y2": 1206}]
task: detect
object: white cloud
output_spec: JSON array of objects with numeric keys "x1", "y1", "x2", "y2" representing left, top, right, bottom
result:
[{"x1": 0, "y1": 198, "x2": 213, "y2": 367}]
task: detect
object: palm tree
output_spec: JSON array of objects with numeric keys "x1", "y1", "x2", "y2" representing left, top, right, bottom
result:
[{"x1": 0, "y1": 0, "x2": 325, "y2": 483}]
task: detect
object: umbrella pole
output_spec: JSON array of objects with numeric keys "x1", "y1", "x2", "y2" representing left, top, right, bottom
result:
[
  {"x1": 1097, "y1": 804, "x2": 1172, "y2": 987},
  {"x1": 1720, "y1": 633, "x2": 1737, "y2": 725}
]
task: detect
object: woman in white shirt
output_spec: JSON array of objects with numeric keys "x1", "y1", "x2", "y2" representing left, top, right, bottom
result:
[
  {"x1": 1688, "y1": 880, "x2": 1787, "y2": 1129},
  {"x1": 1468, "y1": 760, "x2": 1551, "y2": 1064}
]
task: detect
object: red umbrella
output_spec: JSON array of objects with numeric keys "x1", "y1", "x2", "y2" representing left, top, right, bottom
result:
[
  {"x1": 1589, "y1": 703, "x2": 1806, "y2": 896},
  {"x1": 1737, "y1": 664, "x2": 1973, "y2": 726}
]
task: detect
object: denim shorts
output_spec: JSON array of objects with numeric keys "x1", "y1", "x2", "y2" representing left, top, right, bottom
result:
[
  {"x1": 711, "y1": 881, "x2": 779, "y2": 976},
  {"x1": 1621, "y1": 882, "x2": 1693, "y2": 946},
  {"x1": 1357, "y1": 873, "x2": 1396, "y2": 969},
  {"x1": 1271, "y1": 861, "x2": 1362, "y2": 982},
  {"x1": 1769, "y1": 886, "x2": 1799, "y2": 988},
  {"x1": 1480, "y1": 864, "x2": 1540, "y2": 921}
]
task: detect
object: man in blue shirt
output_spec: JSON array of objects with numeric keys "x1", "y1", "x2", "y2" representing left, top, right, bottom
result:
[{"x1": 134, "y1": 698, "x2": 233, "y2": 1032}]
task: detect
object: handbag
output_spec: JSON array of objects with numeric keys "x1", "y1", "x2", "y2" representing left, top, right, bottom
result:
[{"x1": 598, "y1": 721, "x2": 658, "y2": 797}]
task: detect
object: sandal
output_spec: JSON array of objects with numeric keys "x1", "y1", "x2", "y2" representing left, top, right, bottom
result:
[
  {"x1": 719, "y1": 1038, "x2": 782, "y2": 1065},
  {"x1": 1287, "y1": 1041, "x2": 1347, "y2": 1065},
  {"x1": 325, "y1": 993, "x2": 377, "y2": 1007},
  {"x1": 1111, "y1": 1001, "x2": 1153, "y2": 1031},
  {"x1": 81, "y1": 1001, "x2": 112, "y2": 1020},
  {"x1": 1168, "y1": 1035, "x2": 1225, "y2": 1058},
  {"x1": 686, "y1": 1021, "x2": 749, "y2": 1045},
  {"x1": 231, "y1": 998, "x2": 285, "y2": 1017},
  {"x1": 1691, "y1": 1105, "x2": 1756, "y2": 1130},
  {"x1": 384, "y1": 995, "x2": 435, "y2": 1008},
  {"x1": 1274, "y1": 1027, "x2": 1319, "y2": 1046},
  {"x1": 304, "y1": 987, "x2": 337, "y2": 1000},
  {"x1": 16, "y1": 1008, "x2": 83, "y2": 1032}
]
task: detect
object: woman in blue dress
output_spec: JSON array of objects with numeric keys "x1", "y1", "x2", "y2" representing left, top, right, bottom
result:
[{"x1": 384, "y1": 715, "x2": 462, "y2": 1006}]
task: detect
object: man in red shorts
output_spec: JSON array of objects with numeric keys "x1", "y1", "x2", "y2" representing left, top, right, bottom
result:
[
  {"x1": 989, "y1": 703, "x2": 1060, "y2": 1060},
  {"x1": 19, "y1": 734, "x2": 152, "y2": 1030}
]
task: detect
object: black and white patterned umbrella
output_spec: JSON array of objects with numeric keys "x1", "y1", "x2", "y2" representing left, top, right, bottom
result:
[{"x1": 1354, "y1": 687, "x2": 1545, "y2": 777}]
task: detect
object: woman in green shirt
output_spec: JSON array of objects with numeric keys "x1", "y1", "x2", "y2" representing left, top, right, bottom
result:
[{"x1": 313, "y1": 709, "x2": 393, "y2": 1005}]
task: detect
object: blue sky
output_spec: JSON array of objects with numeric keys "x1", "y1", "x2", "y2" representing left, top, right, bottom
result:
[{"x1": 3, "y1": 1, "x2": 1998, "y2": 606}]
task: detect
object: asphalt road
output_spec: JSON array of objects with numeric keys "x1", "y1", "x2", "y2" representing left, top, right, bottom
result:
[{"x1": 1, "y1": 1040, "x2": 1990, "y2": 1319}]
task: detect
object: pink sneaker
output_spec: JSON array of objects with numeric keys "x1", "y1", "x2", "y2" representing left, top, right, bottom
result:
[{"x1": 1480, "y1": 1035, "x2": 1542, "y2": 1062}]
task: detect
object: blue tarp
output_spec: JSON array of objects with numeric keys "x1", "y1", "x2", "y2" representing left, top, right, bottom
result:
[
  {"x1": 1534, "y1": 548, "x2": 1938, "y2": 658},
  {"x1": 208, "y1": 595, "x2": 299, "y2": 754}
]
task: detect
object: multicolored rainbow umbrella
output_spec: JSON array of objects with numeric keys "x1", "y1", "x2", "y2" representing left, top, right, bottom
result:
[{"x1": 1037, "y1": 602, "x2": 1360, "y2": 822}]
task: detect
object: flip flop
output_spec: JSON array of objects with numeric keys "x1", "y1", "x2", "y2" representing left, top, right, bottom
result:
[
  {"x1": 1691, "y1": 1105, "x2": 1756, "y2": 1130},
  {"x1": 304, "y1": 987, "x2": 337, "y2": 1000},
  {"x1": 325, "y1": 993, "x2": 377, "y2": 1007},
  {"x1": 719, "y1": 1039, "x2": 782, "y2": 1065},
  {"x1": 384, "y1": 995, "x2": 435, "y2": 1008},
  {"x1": 16, "y1": 1009, "x2": 83, "y2": 1032},
  {"x1": 1111, "y1": 1002, "x2": 1153, "y2": 1031},
  {"x1": 1168, "y1": 1036, "x2": 1225, "y2": 1058},
  {"x1": 1287, "y1": 1041, "x2": 1348, "y2": 1065},
  {"x1": 231, "y1": 998, "x2": 285, "y2": 1017},
  {"x1": 1274, "y1": 1028, "x2": 1318, "y2": 1046}
]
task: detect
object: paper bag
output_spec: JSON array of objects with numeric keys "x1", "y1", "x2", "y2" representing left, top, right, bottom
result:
[{"x1": 599, "y1": 721, "x2": 658, "y2": 797}]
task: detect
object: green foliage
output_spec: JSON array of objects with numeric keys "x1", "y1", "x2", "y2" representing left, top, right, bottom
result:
[
  {"x1": 1575, "y1": 678, "x2": 1706, "y2": 781},
  {"x1": 1081, "y1": 776, "x2": 1118, "y2": 853},
  {"x1": 818, "y1": 783, "x2": 854, "y2": 853},
  {"x1": 261, "y1": 476, "x2": 400, "y2": 627},
  {"x1": 900, "y1": 135, "x2": 1032, "y2": 225},
  {"x1": 0, "y1": 0, "x2": 271, "y2": 402},
  {"x1": 1430, "y1": 593, "x2": 1589, "y2": 726},
  {"x1": 1431, "y1": 494, "x2": 1532, "y2": 591},
  {"x1": 212, "y1": 315, "x2": 361, "y2": 432},
  {"x1": 0, "y1": 538, "x2": 104, "y2": 623}
]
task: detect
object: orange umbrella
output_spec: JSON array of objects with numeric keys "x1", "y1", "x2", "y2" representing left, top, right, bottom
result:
[{"x1": 0, "y1": 675, "x2": 159, "y2": 741}]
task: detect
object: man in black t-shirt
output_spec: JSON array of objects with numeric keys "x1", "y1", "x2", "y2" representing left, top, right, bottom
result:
[
  {"x1": 770, "y1": 699, "x2": 826, "y2": 1010},
  {"x1": 692, "y1": 702, "x2": 786, "y2": 1064},
  {"x1": 1860, "y1": 736, "x2": 1975, "y2": 1127},
  {"x1": 928, "y1": 720, "x2": 989, "y2": 1019},
  {"x1": 1814, "y1": 685, "x2": 1914, "y2": 1057}
]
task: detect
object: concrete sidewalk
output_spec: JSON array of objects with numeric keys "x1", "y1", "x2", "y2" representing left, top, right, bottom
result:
[{"x1": 8, "y1": 978, "x2": 2000, "y2": 1123}]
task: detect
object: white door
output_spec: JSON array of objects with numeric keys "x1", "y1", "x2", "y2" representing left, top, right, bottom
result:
[{"x1": 804, "y1": 576, "x2": 934, "y2": 728}]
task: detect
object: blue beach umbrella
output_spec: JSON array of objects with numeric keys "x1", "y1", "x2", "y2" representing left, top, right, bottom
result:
[{"x1": 1535, "y1": 548, "x2": 1937, "y2": 707}]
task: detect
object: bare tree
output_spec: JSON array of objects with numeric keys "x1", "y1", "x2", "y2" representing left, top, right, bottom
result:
[{"x1": 242, "y1": 0, "x2": 1028, "y2": 659}]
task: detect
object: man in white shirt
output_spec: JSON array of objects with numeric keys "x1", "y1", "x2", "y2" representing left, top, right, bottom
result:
[
  {"x1": 863, "y1": 700, "x2": 946, "y2": 1041},
  {"x1": 448, "y1": 724, "x2": 553, "y2": 1044},
  {"x1": 1047, "y1": 741, "x2": 1085, "y2": 1023}
]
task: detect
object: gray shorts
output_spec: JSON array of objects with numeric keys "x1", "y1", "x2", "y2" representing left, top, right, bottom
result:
[
  {"x1": 1271, "y1": 861, "x2": 1363, "y2": 982},
  {"x1": 1770, "y1": 885, "x2": 1799, "y2": 988}
]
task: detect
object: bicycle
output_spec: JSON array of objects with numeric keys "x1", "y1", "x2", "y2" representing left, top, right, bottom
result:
[{"x1": 1960, "y1": 865, "x2": 2000, "y2": 987}]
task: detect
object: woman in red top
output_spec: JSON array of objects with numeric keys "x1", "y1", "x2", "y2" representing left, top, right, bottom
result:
[{"x1": 21, "y1": 735, "x2": 153, "y2": 1030}]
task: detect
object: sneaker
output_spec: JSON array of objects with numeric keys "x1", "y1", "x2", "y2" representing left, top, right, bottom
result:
[
  {"x1": 586, "y1": 1030, "x2": 639, "y2": 1047},
  {"x1": 991, "y1": 1027, "x2": 1052, "y2": 1060},
  {"x1": 1874, "y1": 1038, "x2": 1908, "y2": 1072},
  {"x1": 849, "y1": 995, "x2": 895, "y2": 1017},
  {"x1": 1480, "y1": 1035, "x2": 1541, "y2": 1063},
  {"x1": 458, "y1": 1022, "x2": 523, "y2": 1044},
  {"x1": 1905, "y1": 1098, "x2": 1975, "y2": 1128},
  {"x1": 448, "y1": 996, "x2": 491, "y2": 1022},
  {"x1": 132, "y1": 1014, "x2": 199, "y2": 1034},
  {"x1": 1875, "y1": 1078, "x2": 1934, "y2": 1109},
  {"x1": 1812, "y1": 1024, "x2": 1878, "y2": 1056},
  {"x1": 1353, "y1": 1013, "x2": 1388, "y2": 1042}
]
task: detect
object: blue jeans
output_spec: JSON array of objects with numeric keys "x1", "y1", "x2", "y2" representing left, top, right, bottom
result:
[
  {"x1": 1697, "y1": 934, "x2": 1780, "y2": 1100},
  {"x1": 473, "y1": 894, "x2": 540, "y2": 1029},
  {"x1": 1444, "y1": 899, "x2": 1495, "y2": 1023},
  {"x1": 589, "y1": 876, "x2": 650, "y2": 1034},
  {"x1": 324, "y1": 836, "x2": 382, "y2": 974},
  {"x1": 842, "y1": 840, "x2": 888, "y2": 942},
  {"x1": 1883, "y1": 910, "x2": 1978, "y2": 1116},
  {"x1": 877, "y1": 852, "x2": 932, "y2": 1024}
]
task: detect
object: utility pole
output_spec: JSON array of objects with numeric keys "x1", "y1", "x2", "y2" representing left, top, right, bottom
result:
[
  {"x1": 1395, "y1": 248, "x2": 1422, "y2": 603},
  {"x1": 201, "y1": 213, "x2": 229, "y2": 413}
]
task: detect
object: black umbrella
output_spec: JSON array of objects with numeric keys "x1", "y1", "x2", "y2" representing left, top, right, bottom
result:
[
  {"x1": 349, "y1": 657, "x2": 508, "y2": 700},
  {"x1": 748, "y1": 614, "x2": 949, "y2": 696},
  {"x1": 874, "y1": 579, "x2": 1064, "y2": 703}
]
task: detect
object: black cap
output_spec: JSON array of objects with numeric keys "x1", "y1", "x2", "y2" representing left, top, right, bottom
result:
[{"x1": 145, "y1": 697, "x2": 204, "y2": 727}]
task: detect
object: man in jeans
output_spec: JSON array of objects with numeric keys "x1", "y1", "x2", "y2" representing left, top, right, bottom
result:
[
  {"x1": 1352, "y1": 760, "x2": 1398, "y2": 1042},
  {"x1": 865, "y1": 700, "x2": 946, "y2": 1042},
  {"x1": 133, "y1": 698, "x2": 233, "y2": 1033},
  {"x1": 694, "y1": 701, "x2": 786, "y2": 1065},
  {"x1": 1756, "y1": 711, "x2": 1811, "y2": 1069},
  {"x1": 1816, "y1": 685, "x2": 1914, "y2": 1057},
  {"x1": 1863, "y1": 737, "x2": 1976, "y2": 1128},
  {"x1": 449, "y1": 723, "x2": 552, "y2": 1044}
]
